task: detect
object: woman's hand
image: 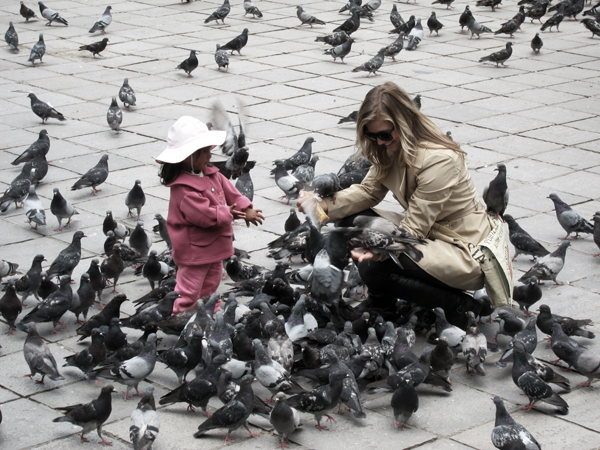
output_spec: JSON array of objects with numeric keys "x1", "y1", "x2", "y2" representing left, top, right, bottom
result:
[
  {"x1": 351, "y1": 247, "x2": 382, "y2": 263},
  {"x1": 230, "y1": 203, "x2": 246, "y2": 220},
  {"x1": 243, "y1": 207, "x2": 265, "y2": 227},
  {"x1": 296, "y1": 191, "x2": 328, "y2": 214}
]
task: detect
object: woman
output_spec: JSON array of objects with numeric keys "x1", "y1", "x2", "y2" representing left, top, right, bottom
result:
[{"x1": 297, "y1": 82, "x2": 490, "y2": 328}]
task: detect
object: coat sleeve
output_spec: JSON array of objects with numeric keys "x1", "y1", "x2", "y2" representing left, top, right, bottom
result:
[
  {"x1": 179, "y1": 192, "x2": 233, "y2": 229},
  {"x1": 324, "y1": 166, "x2": 389, "y2": 221},
  {"x1": 219, "y1": 173, "x2": 253, "y2": 211},
  {"x1": 402, "y1": 152, "x2": 460, "y2": 240}
]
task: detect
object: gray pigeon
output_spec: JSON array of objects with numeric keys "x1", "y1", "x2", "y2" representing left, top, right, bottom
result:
[
  {"x1": 215, "y1": 44, "x2": 229, "y2": 70},
  {"x1": 495, "y1": 18, "x2": 520, "y2": 37},
  {"x1": 176, "y1": 50, "x2": 198, "y2": 77},
  {"x1": 53, "y1": 385, "x2": 115, "y2": 446},
  {"x1": 126, "y1": 180, "x2": 146, "y2": 220},
  {"x1": 0, "y1": 259, "x2": 19, "y2": 281},
  {"x1": 433, "y1": 307, "x2": 465, "y2": 354},
  {"x1": 467, "y1": 16, "x2": 492, "y2": 38},
  {"x1": 491, "y1": 396, "x2": 541, "y2": 450},
  {"x1": 548, "y1": 193, "x2": 593, "y2": 239},
  {"x1": 269, "y1": 392, "x2": 301, "y2": 448},
  {"x1": 107, "y1": 97, "x2": 122, "y2": 134},
  {"x1": 479, "y1": 42, "x2": 513, "y2": 67},
  {"x1": 119, "y1": 78, "x2": 136, "y2": 108},
  {"x1": 296, "y1": 6, "x2": 326, "y2": 27},
  {"x1": 273, "y1": 160, "x2": 303, "y2": 204},
  {"x1": 462, "y1": 325, "x2": 487, "y2": 375},
  {"x1": 504, "y1": 214, "x2": 549, "y2": 261},
  {"x1": 14, "y1": 254, "x2": 45, "y2": 304},
  {"x1": 205, "y1": 0, "x2": 230, "y2": 24},
  {"x1": 87, "y1": 333, "x2": 158, "y2": 400},
  {"x1": 71, "y1": 154, "x2": 109, "y2": 195},
  {"x1": 89, "y1": 6, "x2": 112, "y2": 34},
  {"x1": 352, "y1": 47, "x2": 385, "y2": 76},
  {"x1": 519, "y1": 240, "x2": 570, "y2": 285},
  {"x1": 153, "y1": 213, "x2": 171, "y2": 249},
  {"x1": 384, "y1": 33, "x2": 404, "y2": 61},
  {"x1": 19, "y1": 275, "x2": 72, "y2": 333},
  {"x1": 531, "y1": 32, "x2": 543, "y2": 54},
  {"x1": 5, "y1": 21, "x2": 18, "y2": 52},
  {"x1": 130, "y1": 221, "x2": 152, "y2": 257},
  {"x1": 50, "y1": 188, "x2": 78, "y2": 231},
  {"x1": 28, "y1": 33, "x2": 45, "y2": 64},
  {"x1": 219, "y1": 28, "x2": 249, "y2": 56},
  {"x1": 24, "y1": 184, "x2": 46, "y2": 229},
  {"x1": 130, "y1": 385, "x2": 160, "y2": 450},
  {"x1": 243, "y1": 0, "x2": 263, "y2": 17},
  {"x1": 406, "y1": 18, "x2": 424, "y2": 50},
  {"x1": 315, "y1": 31, "x2": 350, "y2": 46},
  {"x1": 69, "y1": 273, "x2": 96, "y2": 324},
  {"x1": 23, "y1": 322, "x2": 64, "y2": 383},
  {"x1": 390, "y1": 3, "x2": 404, "y2": 29},
  {"x1": 141, "y1": 250, "x2": 169, "y2": 289},
  {"x1": 581, "y1": 18, "x2": 600, "y2": 37},
  {"x1": 0, "y1": 167, "x2": 34, "y2": 212},
  {"x1": 324, "y1": 38, "x2": 354, "y2": 63},
  {"x1": 391, "y1": 373, "x2": 418, "y2": 429},
  {"x1": 104, "y1": 210, "x2": 132, "y2": 240},
  {"x1": 482, "y1": 163, "x2": 509, "y2": 218},
  {"x1": 46, "y1": 231, "x2": 86, "y2": 279},
  {"x1": 12, "y1": 129, "x2": 50, "y2": 165},
  {"x1": 0, "y1": 281, "x2": 22, "y2": 334},
  {"x1": 362, "y1": 0, "x2": 382, "y2": 12},
  {"x1": 39, "y1": 1, "x2": 68, "y2": 25}
]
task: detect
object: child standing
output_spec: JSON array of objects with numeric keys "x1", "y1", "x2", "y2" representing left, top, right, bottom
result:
[{"x1": 156, "y1": 116, "x2": 264, "y2": 313}]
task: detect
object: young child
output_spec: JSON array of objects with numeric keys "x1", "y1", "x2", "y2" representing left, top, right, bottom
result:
[{"x1": 156, "y1": 116, "x2": 264, "y2": 313}]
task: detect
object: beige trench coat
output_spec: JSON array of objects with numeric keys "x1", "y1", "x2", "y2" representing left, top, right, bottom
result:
[{"x1": 324, "y1": 143, "x2": 491, "y2": 291}]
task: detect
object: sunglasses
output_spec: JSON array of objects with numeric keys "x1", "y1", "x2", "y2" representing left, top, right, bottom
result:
[{"x1": 364, "y1": 127, "x2": 394, "y2": 142}]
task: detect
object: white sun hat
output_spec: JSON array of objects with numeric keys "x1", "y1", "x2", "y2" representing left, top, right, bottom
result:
[{"x1": 155, "y1": 116, "x2": 226, "y2": 164}]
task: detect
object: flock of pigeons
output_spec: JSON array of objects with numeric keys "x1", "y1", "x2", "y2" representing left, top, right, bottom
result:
[{"x1": 1, "y1": 0, "x2": 600, "y2": 449}]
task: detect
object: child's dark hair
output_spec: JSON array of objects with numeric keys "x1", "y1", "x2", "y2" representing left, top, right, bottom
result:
[{"x1": 159, "y1": 162, "x2": 185, "y2": 185}]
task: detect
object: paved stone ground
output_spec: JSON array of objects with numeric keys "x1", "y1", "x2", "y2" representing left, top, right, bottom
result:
[{"x1": 0, "y1": 0, "x2": 599, "y2": 448}]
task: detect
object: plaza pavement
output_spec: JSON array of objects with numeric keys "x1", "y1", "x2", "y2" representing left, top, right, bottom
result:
[{"x1": 0, "y1": 0, "x2": 600, "y2": 448}]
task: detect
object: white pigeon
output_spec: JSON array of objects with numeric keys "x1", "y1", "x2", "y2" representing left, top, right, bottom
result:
[{"x1": 24, "y1": 184, "x2": 46, "y2": 229}]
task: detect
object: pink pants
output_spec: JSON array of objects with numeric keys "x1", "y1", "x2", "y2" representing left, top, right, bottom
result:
[{"x1": 173, "y1": 261, "x2": 222, "y2": 314}]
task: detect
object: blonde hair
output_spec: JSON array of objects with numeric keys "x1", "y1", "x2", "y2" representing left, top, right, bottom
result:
[{"x1": 355, "y1": 82, "x2": 464, "y2": 180}]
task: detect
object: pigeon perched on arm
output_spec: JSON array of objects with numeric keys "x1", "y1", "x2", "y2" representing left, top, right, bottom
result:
[
  {"x1": 205, "y1": 0, "x2": 230, "y2": 24},
  {"x1": 79, "y1": 37, "x2": 109, "y2": 57},
  {"x1": 352, "y1": 46, "x2": 386, "y2": 75},
  {"x1": 296, "y1": 6, "x2": 326, "y2": 27},
  {"x1": 126, "y1": 180, "x2": 145, "y2": 220},
  {"x1": 479, "y1": 42, "x2": 513, "y2": 67},
  {"x1": 20, "y1": 2, "x2": 38, "y2": 22},
  {"x1": 53, "y1": 385, "x2": 116, "y2": 445},
  {"x1": 176, "y1": 50, "x2": 198, "y2": 77},
  {"x1": 23, "y1": 322, "x2": 64, "y2": 383},
  {"x1": 71, "y1": 154, "x2": 109, "y2": 195},
  {"x1": 28, "y1": 93, "x2": 64, "y2": 123},
  {"x1": 220, "y1": 28, "x2": 249, "y2": 56},
  {"x1": 38, "y1": 1, "x2": 68, "y2": 25},
  {"x1": 119, "y1": 78, "x2": 136, "y2": 108},
  {"x1": 518, "y1": 240, "x2": 570, "y2": 285},
  {"x1": 244, "y1": 0, "x2": 262, "y2": 17},
  {"x1": 130, "y1": 385, "x2": 160, "y2": 450},
  {"x1": 491, "y1": 396, "x2": 541, "y2": 450},
  {"x1": 89, "y1": 6, "x2": 112, "y2": 34},
  {"x1": 107, "y1": 97, "x2": 122, "y2": 133},
  {"x1": 5, "y1": 22, "x2": 18, "y2": 52},
  {"x1": 548, "y1": 193, "x2": 593, "y2": 239}
]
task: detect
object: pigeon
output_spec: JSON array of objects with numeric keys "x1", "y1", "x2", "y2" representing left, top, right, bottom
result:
[
  {"x1": 24, "y1": 184, "x2": 46, "y2": 229},
  {"x1": 273, "y1": 160, "x2": 303, "y2": 204},
  {"x1": 37, "y1": 271, "x2": 57, "y2": 300},
  {"x1": 139, "y1": 250, "x2": 169, "y2": 290},
  {"x1": 101, "y1": 244, "x2": 125, "y2": 294},
  {"x1": 390, "y1": 4, "x2": 404, "y2": 30},
  {"x1": 53, "y1": 385, "x2": 116, "y2": 445},
  {"x1": 362, "y1": 0, "x2": 381, "y2": 12},
  {"x1": 19, "y1": 275, "x2": 72, "y2": 333},
  {"x1": 215, "y1": 44, "x2": 229, "y2": 70},
  {"x1": 324, "y1": 38, "x2": 354, "y2": 64},
  {"x1": 513, "y1": 278, "x2": 542, "y2": 316},
  {"x1": 106, "y1": 97, "x2": 122, "y2": 133},
  {"x1": 23, "y1": 322, "x2": 64, "y2": 383},
  {"x1": 353, "y1": 47, "x2": 386, "y2": 77},
  {"x1": 548, "y1": 193, "x2": 593, "y2": 239},
  {"x1": 63, "y1": 328, "x2": 107, "y2": 373},
  {"x1": 0, "y1": 260, "x2": 19, "y2": 282},
  {"x1": 593, "y1": 212, "x2": 600, "y2": 256},
  {"x1": 494, "y1": 309, "x2": 527, "y2": 345},
  {"x1": 459, "y1": 5, "x2": 473, "y2": 32},
  {"x1": 28, "y1": 33, "x2": 45, "y2": 64},
  {"x1": 483, "y1": 164, "x2": 509, "y2": 218},
  {"x1": 126, "y1": 180, "x2": 145, "y2": 220},
  {"x1": 338, "y1": 110, "x2": 357, "y2": 124},
  {"x1": 583, "y1": 1, "x2": 600, "y2": 17},
  {"x1": 292, "y1": 156, "x2": 318, "y2": 188},
  {"x1": 504, "y1": 214, "x2": 549, "y2": 261},
  {"x1": 46, "y1": 231, "x2": 85, "y2": 279},
  {"x1": 391, "y1": 373, "x2": 419, "y2": 429},
  {"x1": 518, "y1": 240, "x2": 570, "y2": 285},
  {"x1": 384, "y1": 33, "x2": 404, "y2": 61},
  {"x1": 70, "y1": 273, "x2": 96, "y2": 324},
  {"x1": 334, "y1": 10, "x2": 361, "y2": 34},
  {"x1": 243, "y1": 0, "x2": 262, "y2": 18},
  {"x1": 0, "y1": 281, "x2": 22, "y2": 334},
  {"x1": 554, "y1": 331, "x2": 600, "y2": 387},
  {"x1": 103, "y1": 210, "x2": 132, "y2": 240},
  {"x1": 476, "y1": 0, "x2": 502, "y2": 11},
  {"x1": 406, "y1": 19, "x2": 424, "y2": 50},
  {"x1": 491, "y1": 396, "x2": 541, "y2": 450},
  {"x1": 0, "y1": 167, "x2": 33, "y2": 212},
  {"x1": 79, "y1": 37, "x2": 109, "y2": 57},
  {"x1": 462, "y1": 325, "x2": 487, "y2": 375},
  {"x1": 205, "y1": 0, "x2": 230, "y2": 24},
  {"x1": 253, "y1": 338, "x2": 302, "y2": 396},
  {"x1": 23, "y1": 151, "x2": 48, "y2": 184},
  {"x1": 393, "y1": 14, "x2": 415, "y2": 34},
  {"x1": 129, "y1": 221, "x2": 152, "y2": 257},
  {"x1": 287, "y1": 371, "x2": 349, "y2": 430},
  {"x1": 194, "y1": 374, "x2": 258, "y2": 441},
  {"x1": 315, "y1": 31, "x2": 350, "y2": 46},
  {"x1": 433, "y1": 0, "x2": 455, "y2": 8},
  {"x1": 467, "y1": 16, "x2": 493, "y2": 38},
  {"x1": 537, "y1": 303, "x2": 594, "y2": 339},
  {"x1": 541, "y1": 8, "x2": 564, "y2": 31},
  {"x1": 38, "y1": 1, "x2": 68, "y2": 25},
  {"x1": 427, "y1": 11, "x2": 444, "y2": 35},
  {"x1": 12, "y1": 129, "x2": 50, "y2": 165},
  {"x1": 14, "y1": 254, "x2": 44, "y2": 304},
  {"x1": 20, "y1": 2, "x2": 38, "y2": 22},
  {"x1": 433, "y1": 307, "x2": 465, "y2": 354},
  {"x1": 282, "y1": 137, "x2": 315, "y2": 172},
  {"x1": 479, "y1": 42, "x2": 513, "y2": 67},
  {"x1": 71, "y1": 154, "x2": 109, "y2": 195},
  {"x1": 86, "y1": 258, "x2": 107, "y2": 303},
  {"x1": 89, "y1": 6, "x2": 112, "y2": 34},
  {"x1": 87, "y1": 333, "x2": 158, "y2": 400},
  {"x1": 430, "y1": 337, "x2": 454, "y2": 381},
  {"x1": 122, "y1": 291, "x2": 179, "y2": 331},
  {"x1": 265, "y1": 318, "x2": 294, "y2": 372},
  {"x1": 119, "y1": 78, "x2": 136, "y2": 108},
  {"x1": 269, "y1": 392, "x2": 301, "y2": 448},
  {"x1": 220, "y1": 28, "x2": 249, "y2": 56},
  {"x1": 296, "y1": 6, "x2": 326, "y2": 27},
  {"x1": 130, "y1": 385, "x2": 160, "y2": 450},
  {"x1": 176, "y1": 50, "x2": 198, "y2": 77},
  {"x1": 159, "y1": 331, "x2": 204, "y2": 384},
  {"x1": 76, "y1": 293, "x2": 126, "y2": 340},
  {"x1": 581, "y1": 18, "x2": 600, "y2": 37},
  {"x1": 100, "y1": 317, "x2": 127, "y2": 352},
  {"x1": 495, "y1": 18, "x2": 520, "y2": 38},
  {"x1": 152, "y1": 213, "x2": 171, "y2": 249},
  {"x1": 512, "y1": 340, "x2": 568, "y2": 414},
  {"x1": 5, "y1": 22, "x2": 18, "y2": 52}
]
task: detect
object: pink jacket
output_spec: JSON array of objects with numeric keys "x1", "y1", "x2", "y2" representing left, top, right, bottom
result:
[{"x1": 166, "y1": 166, "x2": 253, "y2": 265}]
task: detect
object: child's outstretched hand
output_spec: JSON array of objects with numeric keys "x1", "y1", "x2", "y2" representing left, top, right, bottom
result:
[
  {"x1": 230, "y1": 203, "x2": 246, "y2": 220},
  {"x1": 243, "y1": 207, "x2": 264, "y2": 227}
]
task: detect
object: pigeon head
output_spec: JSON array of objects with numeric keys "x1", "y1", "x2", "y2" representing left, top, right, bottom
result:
[
  {"x1": 101, "y1": 385, "x2": 117, "y2": 395},
  {"x1": 495, "y1": 163, "x2": 506, "y2": 173},
  {"x1": 593, "y1": 212, "x2": 600, "y2": 222},
  {"x1": 401, "y1": 373, "x2": 413, "y2": 386},
  {"x1": 239, "y1": 374, "x2": 255, "y2": 385},
  {"x1": 273, "y1": 392, "x2": 286, "y2": 403},
  {"x1": 80, "y1": 273, "x2": 90, "y2": 282}
]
